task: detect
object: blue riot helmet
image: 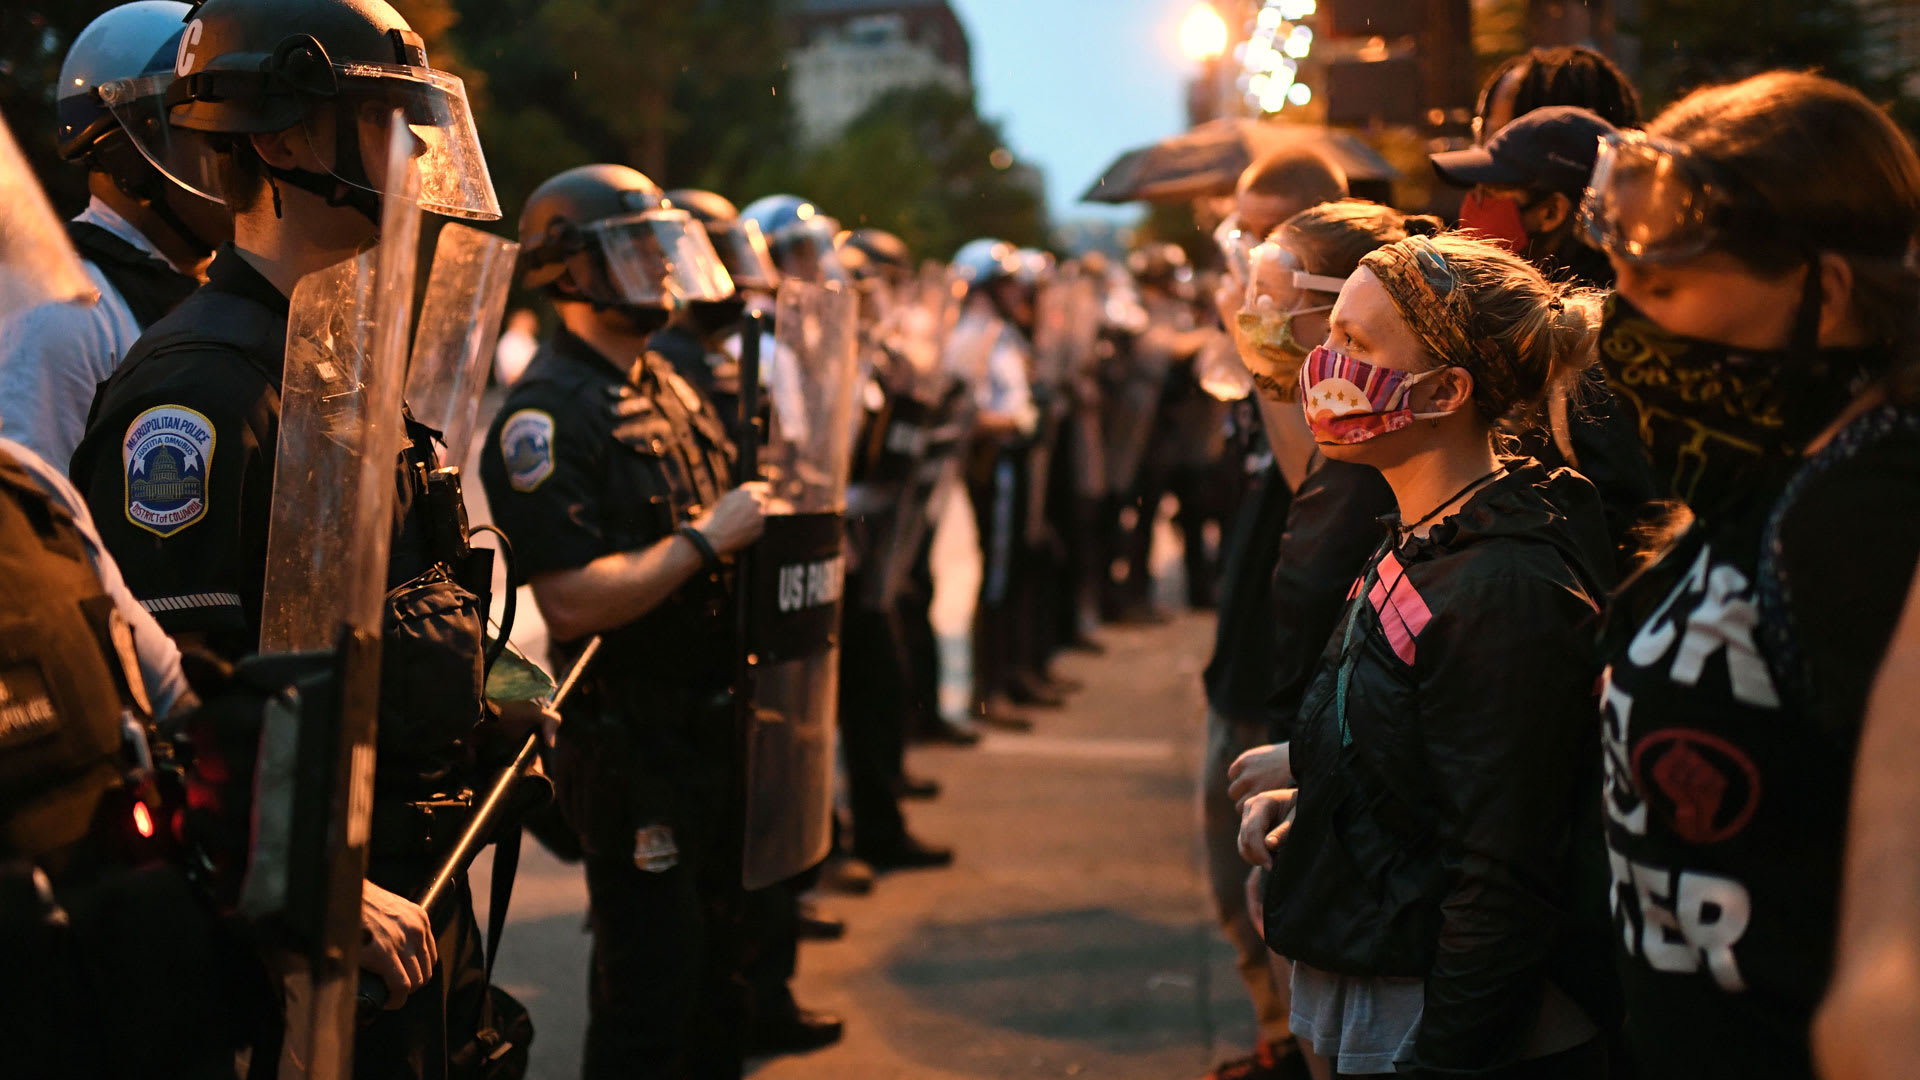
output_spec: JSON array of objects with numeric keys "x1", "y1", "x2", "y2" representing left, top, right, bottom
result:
[
  {"x1": 740, "y1": 193, "x2": 847, "y2": 285},
  {"x1": 948, "y1": 238, "x2": 1020, "y2": 290},
  {"x1": 57, "y1": 1, "x2": 229, "y2": 257}
]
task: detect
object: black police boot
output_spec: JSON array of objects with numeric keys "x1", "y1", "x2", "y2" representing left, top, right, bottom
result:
[
  {"x1": 858, "y1": 834, "x2": 955, "y2": 872},
  {"x1": 796, "y1": 900, "x2": 846, "y2": 941},
  {"x1": 894, "y1": 773, "x2": 941, "y2": 801},
  {"x1": 1007, "y1": 673, "x2": 1066, "y2": 709},
  {"x1": 748, "y1": 1007, "x2": 845, "y2": 1057}
]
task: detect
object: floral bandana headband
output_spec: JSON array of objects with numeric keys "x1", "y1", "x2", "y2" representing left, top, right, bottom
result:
[
  {"x1": 1358, "y1": 235, "x2": 1520, "y2": 391},
  {"x1": 1297, "y1": 345, "x2": 1459, "y2": 444}
]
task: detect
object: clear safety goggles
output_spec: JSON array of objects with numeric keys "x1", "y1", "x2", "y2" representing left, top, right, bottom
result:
[
  {"x1": 1246, "y1": 241, "x2": 1345, "y2": 315},
  {"x1": 102, "y1": 61, "x2": 501, "y2": 220},
  {"x1": 590, "y1": 208, "x2": 735, "y2": 307},
  {"x1": 1578, "y1": 129, "x2": 1759, "y2": 264},
  {"x1": 1214, "y1": 212, "x2": 1257, "y2": 282}
]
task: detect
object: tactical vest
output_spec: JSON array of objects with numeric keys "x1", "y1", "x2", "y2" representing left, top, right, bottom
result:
[
  {"x1": 0, "y1": 449, "x2": 148, "y2": 864},
  {"x1": 65, "y1": 221, "x2": 199, "y2": 332}
]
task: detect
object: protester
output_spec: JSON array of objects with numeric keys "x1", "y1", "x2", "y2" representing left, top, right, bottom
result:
[
  {"x1": 1431, "y1": 105, "x2": 1661, "y2": 562},
  {"x1": 1474, "y1": 45, "x2": 1641, "y2": 143},
  {"x1": 1240, "y1": 233, "x2": 1615, "y2": 1078},
  {"x1": 1196, "y1": 150, "x2": 1347, "y2": 1080},
  {"x1": 1584, "y1": 70, "x2": 1920, "y2": 1079}
]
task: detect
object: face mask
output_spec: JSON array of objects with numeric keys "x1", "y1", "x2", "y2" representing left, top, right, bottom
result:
[
  {"x1": 1595, "y1": 293, "x2": 1891, "y2": 505},
  {"x1": 1236, "y1": 307, "x2": 1325, "y2": 401},
  {"x1": 1297, "y1": 345, "x2": 1461, "y2": 445},
  {"x1": 1458, "y1": 190, "x2": 1531, "y2": 254}
]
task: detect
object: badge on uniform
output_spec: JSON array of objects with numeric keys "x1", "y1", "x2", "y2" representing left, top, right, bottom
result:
[
  {"x1": 500, "y1": 408, "x2": 555, "y2": 492},
  {"x1": 122, "y1": 405, "x2": 215, "y2": 537}
]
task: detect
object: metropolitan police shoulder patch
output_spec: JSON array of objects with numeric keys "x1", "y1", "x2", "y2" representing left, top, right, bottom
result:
[
  {"x1": 500, "y1": 408, "x2": 556, "y2": 492},
  {"x1": 122, "y1": 405, "x2": 215, "y2": 538}
]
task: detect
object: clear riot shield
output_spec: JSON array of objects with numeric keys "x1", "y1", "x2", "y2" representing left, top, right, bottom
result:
[
  {"x1": 741, "y1": 280, "x2": 859, "y2": 890},
  {"x1": 1066, "y1": 274, "x2": 1108, "y2": 501},
  {"x1": 405, "y1": 223, "x2": 521, "y2": 465},
  {"x1": 251, "y1": 117, "x2": 420, "y2": 1080},
  {"x1": 0, "y1": 115, "x2": 97, "y2": 323},
  {"x1": 1101, "y1": 288, "x2": 1180, "y2": 499}
]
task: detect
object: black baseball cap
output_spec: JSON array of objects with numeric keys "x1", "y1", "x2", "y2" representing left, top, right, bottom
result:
[{"x1": 1430, "y1": 105, "x2": 1618, "y2": 197}]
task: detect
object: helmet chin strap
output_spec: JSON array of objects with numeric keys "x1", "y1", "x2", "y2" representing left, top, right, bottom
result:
[{"x1": 260, "y1": 162, "x2": 382, "y2": 227}]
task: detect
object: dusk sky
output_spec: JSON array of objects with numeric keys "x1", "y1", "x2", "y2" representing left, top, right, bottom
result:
[{"x1": 949, "y1": 0, "x2": 1199, "y2": 224}]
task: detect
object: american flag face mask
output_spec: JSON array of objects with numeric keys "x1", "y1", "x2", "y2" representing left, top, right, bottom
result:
[{"x1": 1297, "y1": 345, "x2": 1460, "y2": 445}]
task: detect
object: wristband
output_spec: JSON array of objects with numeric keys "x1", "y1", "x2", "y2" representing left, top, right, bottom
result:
[{"x1": 677, "y1": 524, "x2": 721, "y2": 571}]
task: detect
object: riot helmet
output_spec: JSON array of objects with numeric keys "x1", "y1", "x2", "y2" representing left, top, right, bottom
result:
[
  {"x1": 838, "y1": 228, "x2": 913, "y2": 286},
  {"x1": 666, "y1": 187, "x2": 780, "y2": 292},
  {"x1": 519, "y1": 164, "x2": 733, "y2": 335},
  {"x1": 57, "y1": 1, "x2": 229, "y2": 257},
  {"x1": 949, "y1": 237, "x2": 1020, "y2": 289},
  {"x1": 740, "y1": 193, "x2": 847, "y2": 285},
  {"x1": 98, "y1": 0, "x2": 499, "y2": 222}
]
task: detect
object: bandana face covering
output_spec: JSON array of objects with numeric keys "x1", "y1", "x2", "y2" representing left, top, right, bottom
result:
[
  {"x1": 1298, "y1": 345, "x2": 1459, "y2": 445},
  {"x1": 1596, "y1": 293, "x2": 1891, "y2": 506}
]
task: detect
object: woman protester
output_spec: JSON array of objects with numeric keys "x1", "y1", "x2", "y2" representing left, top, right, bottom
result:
[
  {"x1": 1240, "y1": 233, "x2": 1617, "y2": 1078},
  {"x1": 1582, "y1": 71, "x2": 1920, "y2": 1078},
  {"x1": 1221, "y1": 202, "x2": 1425, "y2": 798}
]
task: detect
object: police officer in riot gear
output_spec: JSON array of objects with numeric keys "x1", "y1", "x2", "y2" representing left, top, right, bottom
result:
[
  {"x1": 651, "y1": 187, "x2": 781, "y2": 411},
  {"x1": 829, "y1": 227, "x2": 955, "y2": 869},
  {"x1": 0, "y1": 1, "x2": 232, "y2": 466},
  {"x1": 68, "y1": 0, "x2": 526, "y2": 1074},
  {"x1": 948, "y1": 238, "x2": 1053, "y2": 727},
  {"x1": 479, "y1": 164, "x2": 777, "y2": 1079}
]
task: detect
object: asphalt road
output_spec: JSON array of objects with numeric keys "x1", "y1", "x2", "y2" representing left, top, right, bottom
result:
[
  {"x1": 469, "y1": 608, "x2": 1250, "y2": 1080},
  {"x1": 462, "y1": 388, "x2": 1254, "y2": 1078}
]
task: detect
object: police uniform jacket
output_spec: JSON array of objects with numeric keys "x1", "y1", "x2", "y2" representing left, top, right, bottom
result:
[
  {"x1": 70, "y1": 245, "x2": 486, "y2": 790},
  {"x1": 479, "y1": 327, "x2": 737, "y2": 853}
]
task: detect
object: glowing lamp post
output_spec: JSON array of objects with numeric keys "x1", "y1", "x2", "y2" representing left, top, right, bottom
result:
[{"x1": 1182, "y1": 2, "x2": 1230, "y2": 123}]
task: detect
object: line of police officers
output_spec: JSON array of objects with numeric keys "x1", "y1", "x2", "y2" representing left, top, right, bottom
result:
[{"x1": 0, "y1": 1, "x2": 1234, "y2": 1077}]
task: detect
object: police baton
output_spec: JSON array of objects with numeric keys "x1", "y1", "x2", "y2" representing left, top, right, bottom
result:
[{"x1": 355, "y1": 635, "x2": 602, "y2": 1017}]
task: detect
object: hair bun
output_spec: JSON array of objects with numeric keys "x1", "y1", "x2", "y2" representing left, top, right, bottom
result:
[{"x1": 1403, "y1": 215, "x2": 1446, "y2": 238}]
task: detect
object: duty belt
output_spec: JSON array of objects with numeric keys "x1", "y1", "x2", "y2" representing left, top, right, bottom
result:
[{"x1": 368, "y1": 791, "x2": 476, "y2": 858}]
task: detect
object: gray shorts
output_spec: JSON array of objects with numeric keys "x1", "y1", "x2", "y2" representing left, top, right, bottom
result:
[{"x1": 1289, "y1": 962, "x2": 1423, "y2": 1076}]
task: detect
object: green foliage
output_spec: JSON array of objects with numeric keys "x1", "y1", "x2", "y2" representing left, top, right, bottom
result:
[
  {"x1": 783, "y1": 84, "x2": 1047, "y2": 262},
  {"x1": 1627, "y1": 0, "x2": 1915, "y2": 111}
]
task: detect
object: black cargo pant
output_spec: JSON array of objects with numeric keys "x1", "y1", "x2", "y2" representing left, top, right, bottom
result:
[
  {"x1": 839, "y1": 597, "x2": 911, "y2": 851},
  {"x1": 582, "y1": 842, "x2": 746, "y2": 1080}
]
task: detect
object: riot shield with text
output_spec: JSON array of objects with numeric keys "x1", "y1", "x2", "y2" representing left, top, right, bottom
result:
[
  {"x1": 252, "y1": 118, "x2": 421, "y2": 1080},
  {"x1": 405, "y1": 223, "x2": 520, "y2": 466},
  {"x1": 0, "y1": 115, "x2": 97, "y2": 323},
  {"x1": 741, "y1": 281, "x2": 858, "y2": 890}
]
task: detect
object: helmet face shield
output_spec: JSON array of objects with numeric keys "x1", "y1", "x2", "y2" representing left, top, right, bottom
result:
[
  {"x1": 1580, "y1": 130, "x2": 1736, "y2": 264},
  {"x1": 591, "y1": 209, "x2": 734, "y2": 307},
  {"x1": 100, "y1": 73, "x2": 226, "y2": 202},
  {"x1": 101, "y1": 61, "x2": 501, "y2": 220},
  {"x1": 707, "y1": 217, "x2": 780, "y2": 292},
  {"x1": 770, "y1": 217, "x2": 848, "y2": 285},
  {"x1": 317, "y1": 65, "x2": 499, "y2": 220}
]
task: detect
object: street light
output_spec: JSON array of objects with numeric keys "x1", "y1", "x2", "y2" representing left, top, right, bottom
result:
[{"x1": 1181, "y1": 1, "x2": 1229, "y2": 61}]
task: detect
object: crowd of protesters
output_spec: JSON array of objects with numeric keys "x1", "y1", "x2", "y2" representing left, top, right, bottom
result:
[{"x1": 1187, "y1": 43, "x2": 1920, "y2": 1080}]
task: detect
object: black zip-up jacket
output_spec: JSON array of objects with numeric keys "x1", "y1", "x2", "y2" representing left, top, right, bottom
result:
[{"x1": 1264, "y1": 461, "x2": 1615, "y2": 1076}]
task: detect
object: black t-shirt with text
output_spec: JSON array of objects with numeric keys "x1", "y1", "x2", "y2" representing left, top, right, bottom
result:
[{"x1": 1601, "y1": 406, "x2": 1920, "y2": 1078}]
